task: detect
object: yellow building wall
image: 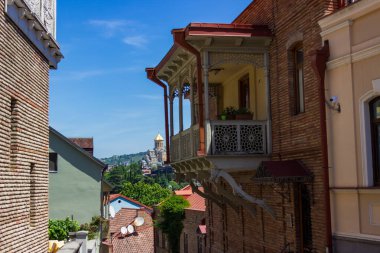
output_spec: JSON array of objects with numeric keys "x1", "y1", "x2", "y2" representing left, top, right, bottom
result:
[
  {"x1": 221, "y1": 65, "x2": 267, "y2": 120},
  {"x1": 321, "y1": 2, "x2": 380, "y2": 239}
]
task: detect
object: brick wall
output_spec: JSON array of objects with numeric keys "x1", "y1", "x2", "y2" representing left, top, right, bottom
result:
[
  {"x1": 0, "y1": 0, "x2": 51, "y2": 252},
  {"x1": 180, "y1": 209, "x2": 205, "y2": 253},
  {"x1": 204, "y1": 1, "x2": 341, "y2": 253}
]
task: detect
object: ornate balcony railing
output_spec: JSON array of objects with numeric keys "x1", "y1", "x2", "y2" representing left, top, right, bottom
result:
[
  {"x1": 170, "y1": 121, "x2": 268, "y2": 163},
  {"x1": 24, "y1": 0, "x2": 56, "y2": 37},
  {"x1": 211, "y1": 120, "x2": 267, "y2": 155}
]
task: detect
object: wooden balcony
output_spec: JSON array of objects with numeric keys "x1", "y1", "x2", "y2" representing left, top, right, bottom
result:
[
  {"x1": 338, "y1": 0, "x2": 360, "y2": 9},
  {"x1": 170, "y1": 120, "x2": 268, "y2": 163}
]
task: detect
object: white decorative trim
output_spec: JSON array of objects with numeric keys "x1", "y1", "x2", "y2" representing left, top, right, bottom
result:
[
  {"x1": 327, "y1": 55, "x2": 352, "y2": 70},
  {"x1": 320, "y1": 20, "x2": 353, "y2": 37},
  {"x1": 5, "y1": 0, "x2": 63, "y2": 68},
  {"x1": 352, "y1": 44, "x2": 380, "y2": 63},
  {"x1": 334, "y1": 232, "x2": 380, "y2": 242}
]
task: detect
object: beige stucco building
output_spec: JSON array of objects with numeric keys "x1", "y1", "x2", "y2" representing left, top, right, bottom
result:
[{"x1": 320, "y1": 0, "x2": 380, "y2": 251}]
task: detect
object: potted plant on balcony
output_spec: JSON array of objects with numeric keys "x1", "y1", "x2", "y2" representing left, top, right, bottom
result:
[
  {"x1": 235, "y1": 107, "x2": 253, "y2": 120},
  {"x1": 220, "y1": 106, "x2": 237, "y2": 120}
]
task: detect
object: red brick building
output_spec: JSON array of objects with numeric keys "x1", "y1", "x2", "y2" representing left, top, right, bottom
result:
[
  {"x1": 154, "y1": 186, "x2": 206, "y2": 253},
  {"x1": 0, "y1": 0, "x2": 62, "y2": 252},
  {"x1": 147, "y1": 1, "x2": 352, "y2": 253},
  {"x1": 176, "y1": 185, "x2": 206, "y2": 253}
]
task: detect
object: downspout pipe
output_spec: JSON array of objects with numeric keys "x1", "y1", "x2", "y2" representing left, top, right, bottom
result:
[
  {"x1": 310, "y1": 40, "x2": 332, "y2": 253},
  {"x1": 172, "y1": 29, "x2": 205, "y2": 156},
  {"x1": 100, "y1": 165, "x2": 108, "y2": 242},
  {"x1": 146, "y1": 68, "x2": 171, "y2": 163}
]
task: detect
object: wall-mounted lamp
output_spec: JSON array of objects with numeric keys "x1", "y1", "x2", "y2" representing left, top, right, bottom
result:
[{"x1": 326, "y1": 96, "x2": 341, "y2": 113}]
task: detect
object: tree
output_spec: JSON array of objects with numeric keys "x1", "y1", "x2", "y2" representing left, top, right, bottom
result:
[
  {"x1": 104, "y1": 162, "x2": 143, "y2": 193},
  {"x1": 156, "y1": 195, "x2": 189, "y2": 253},
  {"x1": 120, "y1": 181, "x2": 171, "y2": 207}
]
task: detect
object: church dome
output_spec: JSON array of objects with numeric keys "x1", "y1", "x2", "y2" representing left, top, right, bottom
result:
[{"x1": 154, "y1": 133, "x2": 164, "y2": 141}]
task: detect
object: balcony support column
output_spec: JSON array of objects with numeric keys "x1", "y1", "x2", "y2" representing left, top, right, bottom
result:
[
  {"x1": 179, "y1": 83, "x2": 184, "y2": 132},
  {"x1": 203, "y1": 51, "x2": 211, "y2": 154},
  {"x1": 169, "y1": 96, "x2": 174, "y2": 137},
  {"x1": 264, "y1": 52, "x2": 272, "y2": 154},
  {"x1": 190, "y1": 67, "x2": 195, "y2": 126}
]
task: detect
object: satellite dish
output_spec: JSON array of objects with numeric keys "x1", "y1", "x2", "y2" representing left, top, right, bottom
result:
[
  {"x1": 109, "y1": 206, "x2": 115, "y2": 218},
  {"x1": 133, "y1": 217, "x2": 145, "y2": 227},
  {"x1": 120, "y1": 226, "x2": 128, "y2": 235},
  {"x1": 127, "y1": 225, "x2": 135, "y2": 234}
]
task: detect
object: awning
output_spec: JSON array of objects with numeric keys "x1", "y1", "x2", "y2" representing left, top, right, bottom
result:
[
  {"x1": 197, "y1": 225, "x2": 207, "y2": 235},
  {"x1": 252, "y1": 160, "x2": 313, "y2": 183}
]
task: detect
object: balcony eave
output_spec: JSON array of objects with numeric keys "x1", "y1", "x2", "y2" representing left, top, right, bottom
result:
[{"x1": 172, "y1": 154, "x2": 270, "y2": 175}]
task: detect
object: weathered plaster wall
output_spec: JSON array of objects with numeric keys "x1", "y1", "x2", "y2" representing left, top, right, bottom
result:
[{"x1": 49, "y1": 131, "x2": 102, "y2": 224}]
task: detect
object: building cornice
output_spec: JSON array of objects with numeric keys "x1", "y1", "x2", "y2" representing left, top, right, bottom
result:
[
  {"x1": 319, "y1": 0, "x2": 380, "y2": 32},
  {"x1": 5, "y1": 0, "x2": 63, "y2": 69}
]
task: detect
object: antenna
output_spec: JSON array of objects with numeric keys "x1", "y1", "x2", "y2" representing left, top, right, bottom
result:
[
  {"x1": 120, "y1": 226, "x2": 128, "y2": 235},
  {"x1": 109, "y1": 206, "x2": 116, "y2": 218},
  {"x1": 133, "y1": 217, "x2": 145, "y2": 227},
  {"x1": 127, "y1": 225, "x2": 135, "y2": 234}
]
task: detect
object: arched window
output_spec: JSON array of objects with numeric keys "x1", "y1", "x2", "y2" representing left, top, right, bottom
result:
[{"x1": 370, "y1": 97, "x2": 380, "y2": 185}]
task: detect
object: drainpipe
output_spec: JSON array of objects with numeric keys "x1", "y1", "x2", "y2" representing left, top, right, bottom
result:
[
  {"x1": 310, "y1": 40, "x2": 332, "y2": 253},
  {"x1": 100, "y1": 165, "x2": 108, "y2": 243},
  {"x1": 172, "y1": 29, "x2": 205, "y2": 156},
  {"x1": 146, "y1": 68, "x2": 171, "y2": 163}
]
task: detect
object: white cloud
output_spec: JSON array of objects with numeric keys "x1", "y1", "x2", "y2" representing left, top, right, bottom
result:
[
  {"x1": 88, "y1": 19, "x2": 134, "y2": 37},
  {"x1": 122, "y1": 35, "x2": 148, "y2": 48},
  {"x1": 88, "y1": 19, "x2": 129, "y2": 29}
]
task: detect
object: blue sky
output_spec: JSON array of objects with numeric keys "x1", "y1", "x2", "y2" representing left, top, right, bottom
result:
[{"x1": 50, "y1": 0, "x2": 252, "y2": 158}]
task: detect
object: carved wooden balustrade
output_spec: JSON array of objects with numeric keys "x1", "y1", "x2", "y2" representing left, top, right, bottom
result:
[
  {"x1": 210, "y1": 120, "x2": 267, "y2": 155},
  {"x1": 170, "y1": 121, "x2": 268, "y2": 162},
  {"x1": 23, "y1": 0, "x2": 56, "y2": 37}
]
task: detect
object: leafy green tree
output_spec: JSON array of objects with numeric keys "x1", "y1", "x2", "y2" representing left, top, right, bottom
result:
[
  {"x1": 104, "y1": 162, "x2": 143, "y2": 192},
  {"x1": 156, "y1": 196, "x2": 189, "y2": 253},
  {"x1": 120, "y1": 181, "x2": 171, "y2": 207}
]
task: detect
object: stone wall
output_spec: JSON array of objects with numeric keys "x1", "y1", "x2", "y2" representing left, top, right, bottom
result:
[
  {"x1": 0, "y1": 0, "x2": 50, "y2": 251},
  {"x1": 180, "y1": 209, "x2": 205, "y2": 253}
]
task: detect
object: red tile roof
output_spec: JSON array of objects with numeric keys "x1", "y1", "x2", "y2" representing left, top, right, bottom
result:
[
  {"x1": 174, "y1": 185, "x2": 192, "y2": 198},
  {"x1": 175, "y1": 185, "x2": 206, "y2": 211},
  {"x1": 109, "y1": 194, "x2": 153, "y2": 212},
  {"x1": 107, "y1": 208, "x2": 154, "y2": 253}
]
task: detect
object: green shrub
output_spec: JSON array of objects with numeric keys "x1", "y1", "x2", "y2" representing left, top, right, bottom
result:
[
  {"x1": 48, "y1": 218, "x2": 80, "y2": 241},
  {"x1": 80, "y1": 216, "x2": 101, "y2": 240},
  {"x1": 155, "y1": 195, "x2": 189, "y2": 253}
]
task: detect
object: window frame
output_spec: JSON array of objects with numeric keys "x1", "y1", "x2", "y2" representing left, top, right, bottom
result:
[
  {"x1": 238, "y1": 74, "x2": 250, "y2": 110},
  {"x1": 292, "y1": 43, "x2": 305, "y2": 115},
  {"x1": 49, "y1": 152, "x2": 58, "y2": 172},
  {"x1": 370, "y1": 97, "x2": 380, "y2": 185}
]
